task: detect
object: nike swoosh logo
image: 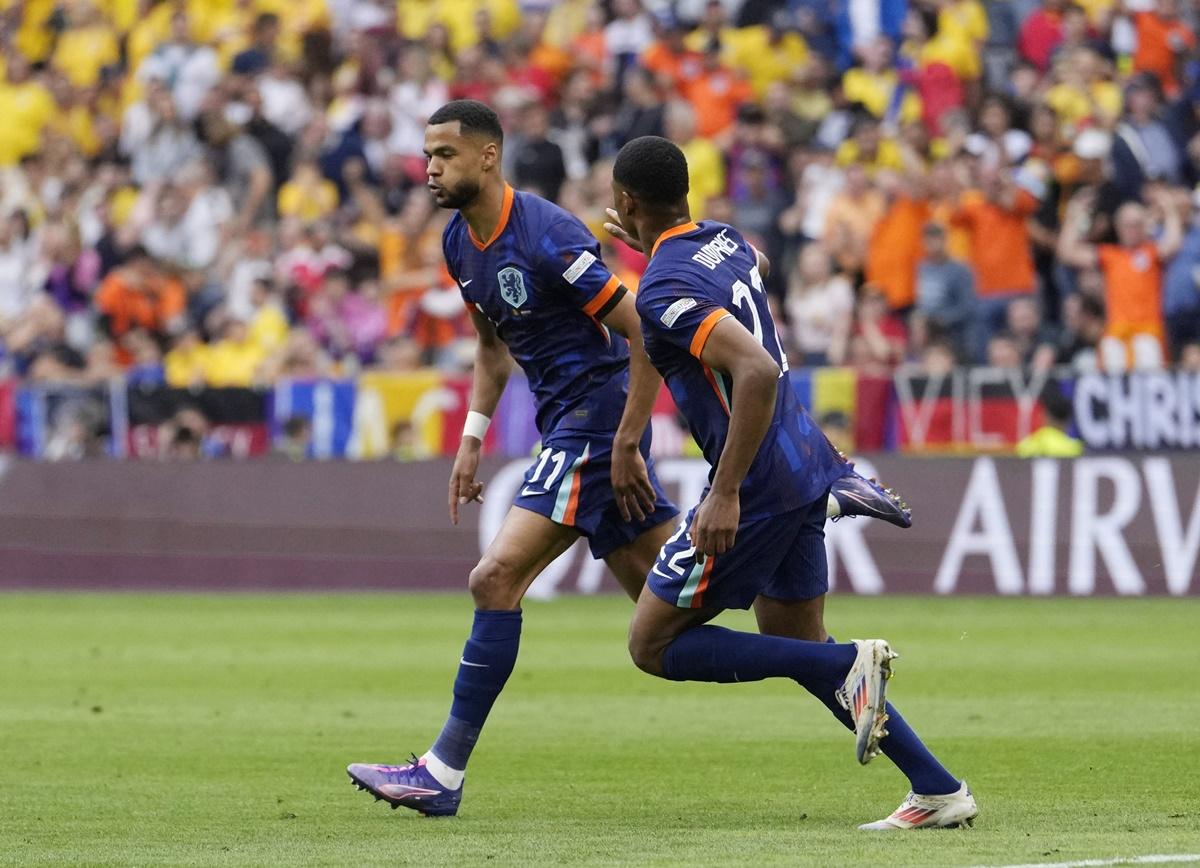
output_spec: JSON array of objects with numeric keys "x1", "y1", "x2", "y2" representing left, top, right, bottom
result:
[
  {"x1": 838, "y1": 489, "x2": 882, "y2": 510},
  {"x1": 650, "y1": 565, "x2": 678, "y2": 582},
  {"x1": 460, "y1": 279, "x2": 473, "y2": 287},
  {"x1": 460, "y1": 659, "x2": 489, "y2": 668}
]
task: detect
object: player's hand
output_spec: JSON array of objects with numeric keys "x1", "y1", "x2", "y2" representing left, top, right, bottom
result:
[
  {"x1": 449, "y1": 439, "x2": 484, "y2": 525},
  {"x1": 611, "y1": 437, "x2": 656, "y2": 523},
  {"x1": 604, "y1": 208, "x2": 644, "y2": 254},
  {"x1": 690, "y1": 488, "x2": 740, "y2": 560}
]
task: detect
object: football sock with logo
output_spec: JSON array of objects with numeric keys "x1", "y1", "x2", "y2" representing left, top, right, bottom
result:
[
  {"x1": 801, "y1": 635, "x2": 960, "y2": 796},
  {"x1": 425, "y1": 609, "x2": 522, "y2": 788},
  {"x1": 659, "y1": 624, "x2": 857, "y2": 688}
]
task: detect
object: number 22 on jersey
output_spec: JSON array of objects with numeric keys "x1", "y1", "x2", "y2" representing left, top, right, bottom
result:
[{"x1": 730, "y1": 265, "x2": 789, "y2": 373}]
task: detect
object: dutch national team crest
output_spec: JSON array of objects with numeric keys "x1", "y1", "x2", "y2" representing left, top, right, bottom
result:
[{"x1": 498, "y1": 267, "x2": 527, "y2": 308}]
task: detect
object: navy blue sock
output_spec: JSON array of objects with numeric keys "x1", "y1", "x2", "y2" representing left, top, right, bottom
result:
[
  {"x1": 660, "y1": 625, "x2": 857, "y2": 688},
  {"x1": 803, "y1": 635, "x2": 959, "y2": 796},
  {"x1": 429, "y1": 609, "x2": 522, "y2": 771}
]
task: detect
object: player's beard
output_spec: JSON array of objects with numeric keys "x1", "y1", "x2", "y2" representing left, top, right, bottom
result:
[{"x1": 434, "y1": 177, "x2": 482, "y2": 211}]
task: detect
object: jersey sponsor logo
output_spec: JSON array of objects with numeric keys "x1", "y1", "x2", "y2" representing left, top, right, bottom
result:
[
  {"x1": 498, "y1": 267, "x2": 528, "y2": 308},
  {"x1": 690, "y1": 229, "x2": 740, "y2": 271},
  {"x1": 660, "y1": 297, "x2": 698, "y2": 327},
  {"x1": 562, "y1": 250, "x2": 597, "y2": 285}
]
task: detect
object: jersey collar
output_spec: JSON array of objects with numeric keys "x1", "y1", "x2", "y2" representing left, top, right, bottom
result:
[
  {"x1": 650, "y1": 221, "x2": 700, "y2": 258},
  {"x1": 468, "y1": 184, "x2": 515, "y2": 251}
]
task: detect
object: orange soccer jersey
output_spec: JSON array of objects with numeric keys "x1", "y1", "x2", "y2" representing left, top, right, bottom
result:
[
  {"x1": 1097, "y1": 242, "x2": 1163, "y2": 336},
  {"x1": 953, "y1": 190, "x2": 1039, "y2": 296}
]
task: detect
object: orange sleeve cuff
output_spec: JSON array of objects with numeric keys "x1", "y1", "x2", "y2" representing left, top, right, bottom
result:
[
  {"x1": 689, "y1": 309, "x2": 732, "y2": 358},
  {"x1": 582, "y1": 274, "x2": 621, "y2": 316}
]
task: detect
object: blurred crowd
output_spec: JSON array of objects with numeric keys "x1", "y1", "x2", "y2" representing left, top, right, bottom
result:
[{"x1": 3, "y1": 0, "x2": 1200, "y2": 395}]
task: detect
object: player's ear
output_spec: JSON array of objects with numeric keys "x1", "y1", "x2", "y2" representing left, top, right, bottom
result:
[{"x1": 480, "y1": 141, "x2": 499, "y2": 171}]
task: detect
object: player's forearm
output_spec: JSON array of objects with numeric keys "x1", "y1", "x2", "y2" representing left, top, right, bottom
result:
[
  {"x1": 709, "y1": 361, "x2": 778, "y2": 496},
  {"x1": 614, "y1": 337, "x2": 661, "y2": 450},
  {"x1": 468, "y1": 341, "x2": 514, "y2": 419}
]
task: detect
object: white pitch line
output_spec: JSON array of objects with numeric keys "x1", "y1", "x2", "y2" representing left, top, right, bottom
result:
[{"x1": 976, "y1": 855, "x2": 1200, "y2": 868}]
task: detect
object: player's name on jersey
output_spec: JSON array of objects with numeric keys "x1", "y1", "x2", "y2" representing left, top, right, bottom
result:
[{"x1": 690, "y1": 229, "x2": 740, "y2": 271}]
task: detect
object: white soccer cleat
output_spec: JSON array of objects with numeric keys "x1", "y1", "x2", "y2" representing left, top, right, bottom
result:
[
  {"x1": 858, "y1": 781, "x2": 978, "y2": 830},
  {"x1": 834, "y1": 639, "x2": 897, "y2": 764}
]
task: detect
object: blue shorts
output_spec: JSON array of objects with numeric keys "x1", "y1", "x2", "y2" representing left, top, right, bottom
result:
[
  {"x1": 647, "y1": 491, "x2": 830, "y2": 611},
  {"x1": 512, "y1": 430, "x2": 678, "y2": 559}
]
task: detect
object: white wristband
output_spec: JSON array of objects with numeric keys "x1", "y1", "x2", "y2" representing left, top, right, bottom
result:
[{"x1": 463, "y1": 411, "x2": 491, "y2": 441}]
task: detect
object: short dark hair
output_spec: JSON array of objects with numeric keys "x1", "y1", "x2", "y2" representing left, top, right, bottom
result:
[
  {"x1": 613, "y1": 136, "x2": 689, "y2": 206},
  {"x1": 428, "y1": 100, "x2": 504, "y2": 144},
  {"x1": 124, "y1": 244, "x2": 151, "y2": 263},
  {"x1": 1040, "y1": 382, "x2": 1074, "y2": 425}
]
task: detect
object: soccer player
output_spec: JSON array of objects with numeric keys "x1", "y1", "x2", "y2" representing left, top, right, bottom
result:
[
  {"x1": 608, "y1": 135, "x2": 978, "y2": 831},
  {"x1": 347, "y1": 100, "x2": 678, "y2": 817},
  {"x1": 347, "y1": 102, "x2": 911, "y2": 819}
]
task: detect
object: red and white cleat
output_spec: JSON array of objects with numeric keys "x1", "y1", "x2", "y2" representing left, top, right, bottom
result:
[
  {"x1": 859, "y1": 781, "x2": 978, "y2": 830},
  {"x1": 835, "y1": 639, "x2": 897, "y2": 765}
]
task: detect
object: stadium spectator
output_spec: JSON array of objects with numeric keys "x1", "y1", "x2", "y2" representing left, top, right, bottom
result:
[
  {"x1": 865, "y1": 171, "x2": 929, "y2": 314},
  {"x1": 275, "y1": 415, "x2": 313, "y2": 461},
  {"x1": 1042, "y1": 47, "x2": 1122, "y2": 131},
  {"x1": 94, "y1": 247, "x2": 186, "y2": 348},
  {"x1": 1051, "y1": 290, "x2": 1107, "y2": 371},
  {"x1": 664, "y1": 100, "x2": 724, "y2": 219},
  {"x1": 306, "y1": 268, "x2": 387, "y2": 364},
  {"x1": 1019, "y1": 0, "x2": 1070, "y2": 72},
  {"x1": 0, "y1": 55, "x2": 56, "y2": 165},
  {"x1": 952, "y1": 166, "x2": 1041, "y2": 360},
  {"x1": 1058, "y1": 185, "x2": 1183, "y2": 370},
  {"x1": 277, "y1": 160, "x2": 340, "y2": 225},
  {"x1": 1130, "y1": 0, "x2": 1195, "y2": 98},
  {"x1": 203, "y1": 318, "x2": 268, "y2": 387},
  {"x1": 1005, "y1": 296, "x2": 1057, "y2": 369},
  {"x1": 846, "y1": 284, "x2": 907, "y2": 375},
  {"x1": 197, "y1": 111, "x2": 275, "y2": 231},
  {"x1": 1164, "y1": 194, "x2": 1200, "y2": 354},
  {"x1": 232, "y1": 13, "x2": 281, "y2": 76},
  {"x1": 137, "y1": 11, "x2": 221, "y2": 122},
  {"x1": 1016, "y1": 383, "x2": 1084, "y2": 456},
  {"x1": 824, "y1": 164, "x2": 885, "y2": 277},
  {"x1": 1112, "y1": 75, "x2": 1184, "y2": 202},
  {"x1": 127, "y1": 84, "x2": 203, "y2": 186},
  {"x1": 842, "y1": 36, "x2": 920, "y2": 125},
  {"x1": 680, "y1": 38, "x2": 753, "y2": 142},
  {"x1": 915, "y1": 222, "x2": 976, "y2": 357},
  {"x1": 785, "y1": 244, "x2": 854, "y2": 367},
  {"x1": 1180, "y1": 341, "x2": 1200, "y2": 371},
  {"x1": 512, "y1": 102, "x2": 568, "y2": 204},
  {"x1": 986, "y1": 331, "x2": 1024, "y2": 369},
  {"x1": 609, "y1": 66, "x2": 667, "y2": 152},
  {"x1": 604, "y1": 0, "x2": 655, "y2": 71}
]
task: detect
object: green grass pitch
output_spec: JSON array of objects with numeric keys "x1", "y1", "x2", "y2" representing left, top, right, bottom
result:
[{"x1": 2, "y1": 593, "x2": 1198, "y2": 867}]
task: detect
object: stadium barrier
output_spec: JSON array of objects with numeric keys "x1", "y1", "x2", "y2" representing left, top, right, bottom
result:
[
  {"x1": 1, "y1": 454, "x2": 1195, "y2": 596},
  {"x1": 8, "y1": 369, "x2": 1200, "y2": 459}
]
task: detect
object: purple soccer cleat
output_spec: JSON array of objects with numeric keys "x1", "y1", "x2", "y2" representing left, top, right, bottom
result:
[
  {"x1": 829, "y1": 469, "x2": 913, "y2": 529},
  {"x1": 347, "y1": 755, "x2": 462, "y2": 817}
]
